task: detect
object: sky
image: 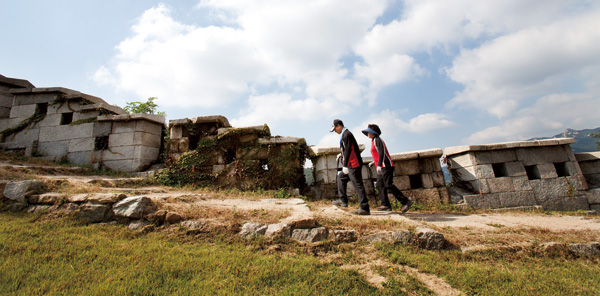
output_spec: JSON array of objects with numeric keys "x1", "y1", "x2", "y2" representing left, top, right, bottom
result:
[{"x1": 2, "y1": 0, "x2": 599, "y2": 159}]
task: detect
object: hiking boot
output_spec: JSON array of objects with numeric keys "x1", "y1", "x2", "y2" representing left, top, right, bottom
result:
[
  {"x1": 353, "y1": 208, "x2": 371, "y2": 215},
  {"x1": 332, "y1": 199, "x2": 348, "y2": 207},
  {"x1": 400, "y1": 200, "x2": 413, "y2": 213},
  {"x1": 376, "y1": 206, "x2": 392, "y2": 211}
]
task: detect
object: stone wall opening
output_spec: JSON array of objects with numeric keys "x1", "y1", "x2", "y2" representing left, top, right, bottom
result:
[
  {"x1": 36, "y1": 103, "x2": 48, "y2": 115},
  {"x1": 525, "y1": 165, "x2": 541, "y2": 180},
  {"x1": 492, "y1": 163, "x2": 508, "y2": 178},
  {"x1": 409, "y1": 174, "x2": 423, "y2": 189},
  {"x1": 60, "y1": 112, "x2": 73, "y2": 125},
  {"x1": 554, "y1": 162, "x2": 570, "y2": 177}
]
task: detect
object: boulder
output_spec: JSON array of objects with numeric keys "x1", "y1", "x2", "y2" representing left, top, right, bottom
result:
[
  {"x1": 79, "y1": 202, "x2": 110, "y2": 223},
  {"x1": 333, "y1": 229, "x2": 357, "y2": 243},
  {"x1": 4, "y1": 180, "x2": 43, "y2": 203},
  {"x1": 265, "y1": 223, "x2": 292, "y2": 237},
  {"x1": 291, "y1": 227, "x2": 329, "y2": 243},
  {"x1": 239, "y1": 223, "x2": 268, "y2": 238},
  {"x1": 87, "y1": 193, "x2": 127, "y2": 204},
  {"x1": 112, "y1": 196, "x2": 154, "y2": 219},
  {"x1": 569, "y1": 242, "x2": 600, "y2": 257},
  {"x1": 414, "y1": 227, "x2": 446, "y2": 250},
  {"x1": 165, "y1": 212, "x2": 183, "y2": 224},
  {"x1": 28, "y1": 193, "x2": 63, "y2": 205}
]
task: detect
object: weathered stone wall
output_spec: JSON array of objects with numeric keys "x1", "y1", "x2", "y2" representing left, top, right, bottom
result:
[
  {"x1": 0, "y1": 75, "x2": 165, "y2": 172},
  {"x1": 576, "y1": 152, "x2": 600, "y2": 189},
  {"x1": 0, "y1": 74, "x2": 33, "y2": 121},
  {"x1": 446, "y1": 139, "x2": 590, "y2": 211},
  {"x1": 161, "y1": 116, "x2": 306, "y2": 190},
  {"x1": 307, "y1": 146, "x2": 449, "y2": 206}
]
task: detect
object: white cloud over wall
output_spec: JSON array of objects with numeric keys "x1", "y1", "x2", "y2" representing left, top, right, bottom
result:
[{"x1": 94, "y1": 0, "x2": 600, "y2": 149}]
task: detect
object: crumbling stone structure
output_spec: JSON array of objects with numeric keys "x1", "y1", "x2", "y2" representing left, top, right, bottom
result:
[
  {"x1": 445, "y1": 138, "x2": 590, "y2": 211},
  {"x1": 307, "y1": 146, "x2": 449, "y2": 206},
  {"x1": 575, "y1": 152, "x2": 600, "y2": 211},
  {"x1": 160, "y1": 115, "x2": 307, "y2": 190},
  {"x1": 0, "y1": 74, "x2": 164, "y2": 172}
]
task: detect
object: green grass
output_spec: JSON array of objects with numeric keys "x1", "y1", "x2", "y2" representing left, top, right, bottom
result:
[
  {"x1": 381, "y1": 244, "x2": 600, "y2": 296},
  {"x1": 0, "y1": 213, "x2": 407, "y2": 295}
]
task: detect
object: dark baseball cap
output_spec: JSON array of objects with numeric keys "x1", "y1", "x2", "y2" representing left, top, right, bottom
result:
[{"x1": 330, "y1": 119, "x2": 344, "y2": 132}]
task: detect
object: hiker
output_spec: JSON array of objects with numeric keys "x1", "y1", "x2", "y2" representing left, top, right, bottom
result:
[
  {"x1": 330, "y1": 119, "x2": 370, "y2": 215},
  {"x1": 362, "y1": 124, "x2": 412, "y2": 213}
]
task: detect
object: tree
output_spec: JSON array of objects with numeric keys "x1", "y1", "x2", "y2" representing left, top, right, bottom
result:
[
  {"x1": 123, "y1": 97, "x2": 166, "y2": 116},
  {"x1": 590, "y1": 131, "x2": 600, "y2": 151}
]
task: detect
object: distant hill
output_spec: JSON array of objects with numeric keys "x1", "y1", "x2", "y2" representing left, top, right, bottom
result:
[{"x1": 528, "y1": 127, "x2": 600, "y2": 153}]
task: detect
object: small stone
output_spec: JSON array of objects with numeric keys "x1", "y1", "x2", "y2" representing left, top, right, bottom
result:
[
  {"x1": 239, "y1": 223, "x2": 268, "y2": 238},
  {"x1": 288, "y1": 218, "x2": 318, "y2": 229},
  {"x1": 129, "y1": 219, "x2": 151, "y2": 231},
  {"x1": 146, "y1": 210, "x2": 167, "y2": 224},
  {"x1": 291, "y1": 227, "x2": 329, "y2": 243},
  {"x1": 165, "y1": 212, "x2": 183, "y2": 224},
  {"x1": 333, "y1": 229, "x2": 357, "y2": 243},
  {"x1": 265, "y1": 223, "x2": 292, "y2": 237},
  {"x1": 569, "y1": 243, "x2": 600, "y2": 257},
  {"x1": 414, "y1": 227, "x2": 446, "y2": 250},
  {"x1": 79, "y1": 202, "x2": 110, "y2": 223},
  {"x1": 4, "y1": 180, "x2": 43, "y2": 203}
]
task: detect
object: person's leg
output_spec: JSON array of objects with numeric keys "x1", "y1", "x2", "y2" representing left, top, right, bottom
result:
[
  {"x1": 377, "y1": 172, "x2": 392, "y2": 209},
  {"x1": 383, "y1": 167, "x2": 409, "y2": 204},
  {"x1": 336, "y1": 170, "x2": 350, "y2": 204},
  {"x1": 349, "y1": 167, "x2": 369, "y2": 211}
]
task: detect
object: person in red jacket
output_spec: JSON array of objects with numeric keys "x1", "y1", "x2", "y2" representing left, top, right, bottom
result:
[
  {"x1": 362, "y1": 124, "x2": 412, "y2": 213},
  {"x1": 330, "y1": 119, "x2": 370, "y2": 215}
]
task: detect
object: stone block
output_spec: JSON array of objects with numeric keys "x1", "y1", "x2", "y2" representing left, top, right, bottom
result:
[
  {"x1": 102, "y1": 160, "x2": 134, "y2": 172},
  {"x1": 498, "y1": 191, "x2": 537, "y2": 208},
  {"x1": 513, "y1": 176, "x2": 532, "y2": 191},
  {"x1": 393, "y1": 175, "x2": 410, "y2": 190},
  {"x1": 37, "y1": 140, "x2": 69, "y2": 157},
  {"x1": 134, "y1": 132, "x2": 161, "y2": 148},
  {"x1": 516, "y1": 146, "x2": 570, "y2": 165},
  {"x1": 487, "y1": 177, "x2": 514, "y2": 193},
  {"x1": 419, "y1": 158, "x2": 433, "y2": 174},
  {"x1": 0, "y1": 107, "x2": 9, "y2": 119},
  {"x1": 134, "y1": 145, "x2": 160, "y2": 161},
  {"x1": 136, "y1": 120, "x2": 163, "y2": 135},
  {"x1": 438, "y1": 187, "x2": 451, "y2": 203},
  {"x1": 530, "y1": 178, "x2": 578, "y2": 205},
  {"x1": 327, "y1": 169, "x2": 338, "y2": 184},
  {"x1": 4, "y1": 180, "x2": 43, "y2": 203},
  {"x1": 584, "y1": 173, "x2": 600, "y2": 188},
  {"x1": 566, "y1": 161, "x2": 583, "y2": 176},
  {"x1": 67, "y1": 151, "x2": 102, "y2": 165},
  {"x1": 457, "y1": 179, "x2": 490, "y2": 194},
  {"x1": 421, "y1": 174, "x2": 434, "y2": 189},
  {"x1": 473, "y1": 150, "x2": 517, "y2": 164},
  {"x1": 394, "y1": 159, "x2": 420, "y2": 176},
  {"x1": 108, "y1": 132, "x2": 135, "y2": 147},
  {"x1": 505, "y1": 162, "x2": 526, "y2": 177},
  {"x1": 9, "y1": 104, "x2": 36, "y2": 119},
  {"x1": 537, "y1": 163, "x2": 559, "y2": 179},
  {"x1": 580, "y1": 159, "x2": 600, "y2": 175},
  {"x1": 112, "y1": 121, "x2": 136, "y2": 134},
  {"x1": 93, "y1": 121, "x2": 112, "y2": 137},
  {"x1": 448, "y1": 153, "x2": 476, "y2": 168},
  {"x1": 103, "y1": 146, "x2": 135, "y2": 161},
  {"x1": 333, "y1": 230, "x2": 358, "y2": 243},
  {"x1": 414, "y1": 227, "x2": 446, "y2": 250},
  {"x1": 464, "y1": 194, "x2": 502, "y2": 209},
  {"x1": 73, "y1": 111, "x2": 100, "y2": 122},
  {"x1": 313, "y1": 168, "x2": 327, "y2": 183},
  {"x1": 39, "y1": 123, "x2": 94, "y2": 142},
  {"x1": 404, "y1": 188, "x2": 443, "y2": 206},
  {"x1": 113, "y1": 196, "x2": 154, "y2": 219},
  {"x1": 170, "y1": 125, "x2": 183, "y2": 139},
  {"x1": 291, "y1": 227, "x2": 329, "y2": 243},
  {"x1": 68, "y1": 137, "x2": 94, "y2": 152},
  {"x1": 5, "y1": 127, "x2": 39, "y2": 143},
  {"x1": 432, "y1": 158, "x2": 442, "y2": 171},
  {"x1": 566, "y1": 175, "x2": 587, "y2": 191},
  {"x1": 452, "y1": 165, "x2": 494, "y2": 181},
  {"x1": 36, "y1": 113, "x2": 62, "y2": 127},
  {"x1": 584, "y1": 189, "x2": 600, "y2": 204},
  {"x1": 431, "y1": 171, "x2": 445, "y2": 187},
  {"x1": 539, "y1": 195, "x2": 590, "y2": 211}
]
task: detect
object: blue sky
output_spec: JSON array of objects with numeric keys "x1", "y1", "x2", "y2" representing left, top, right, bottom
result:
[{"x1": 2, "y1": 0, "x2": 599, "y2": 157}]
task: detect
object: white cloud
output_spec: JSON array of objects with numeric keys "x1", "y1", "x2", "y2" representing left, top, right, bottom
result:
[
  {"x1": 465, "y1": 89, "x2": 600, "y2": 144},
  {"x1": 446, "y1": 8, "x2": 600, "y2": 117},
  {"x1": 231, "y1": 93, "x2": 344, "y2": 127}
]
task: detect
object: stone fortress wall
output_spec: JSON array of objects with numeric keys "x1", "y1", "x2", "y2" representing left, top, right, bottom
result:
[{"x1": 1, "y1": 74, "x2": 600, "y2": 211}]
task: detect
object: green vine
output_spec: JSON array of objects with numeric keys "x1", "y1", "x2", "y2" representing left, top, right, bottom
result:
[
  {"x1": 155, "y1": 126, "x2": 308, "y2": 191},
  {"x1": 0, "y1": 112, "x2": 46, "y2": 138}
]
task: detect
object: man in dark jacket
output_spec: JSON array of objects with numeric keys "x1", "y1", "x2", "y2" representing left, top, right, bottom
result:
[{"x1": 330, "y1": 119, "x2": 370, "y2": 215}]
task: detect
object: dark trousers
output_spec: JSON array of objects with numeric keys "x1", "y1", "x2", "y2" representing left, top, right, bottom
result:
[
  {"x1": 377, "y1": 166, "x2": 409, "y2": 208},
  {"x1": 337, "y1": 168, "x2": 370, "y2": 211}
]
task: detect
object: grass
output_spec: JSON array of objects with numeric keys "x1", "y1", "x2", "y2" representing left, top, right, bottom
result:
[
  {"x1": 381, "y1": 244, "x2": 600, "y2": 296},
  {"x1": 0, "y1": 212, "x2": 418, "y2": 295}
]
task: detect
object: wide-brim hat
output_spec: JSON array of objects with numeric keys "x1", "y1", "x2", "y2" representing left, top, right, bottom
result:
[{"x1": 362, "y1": 127, "x2": 379, "y2": 137}]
